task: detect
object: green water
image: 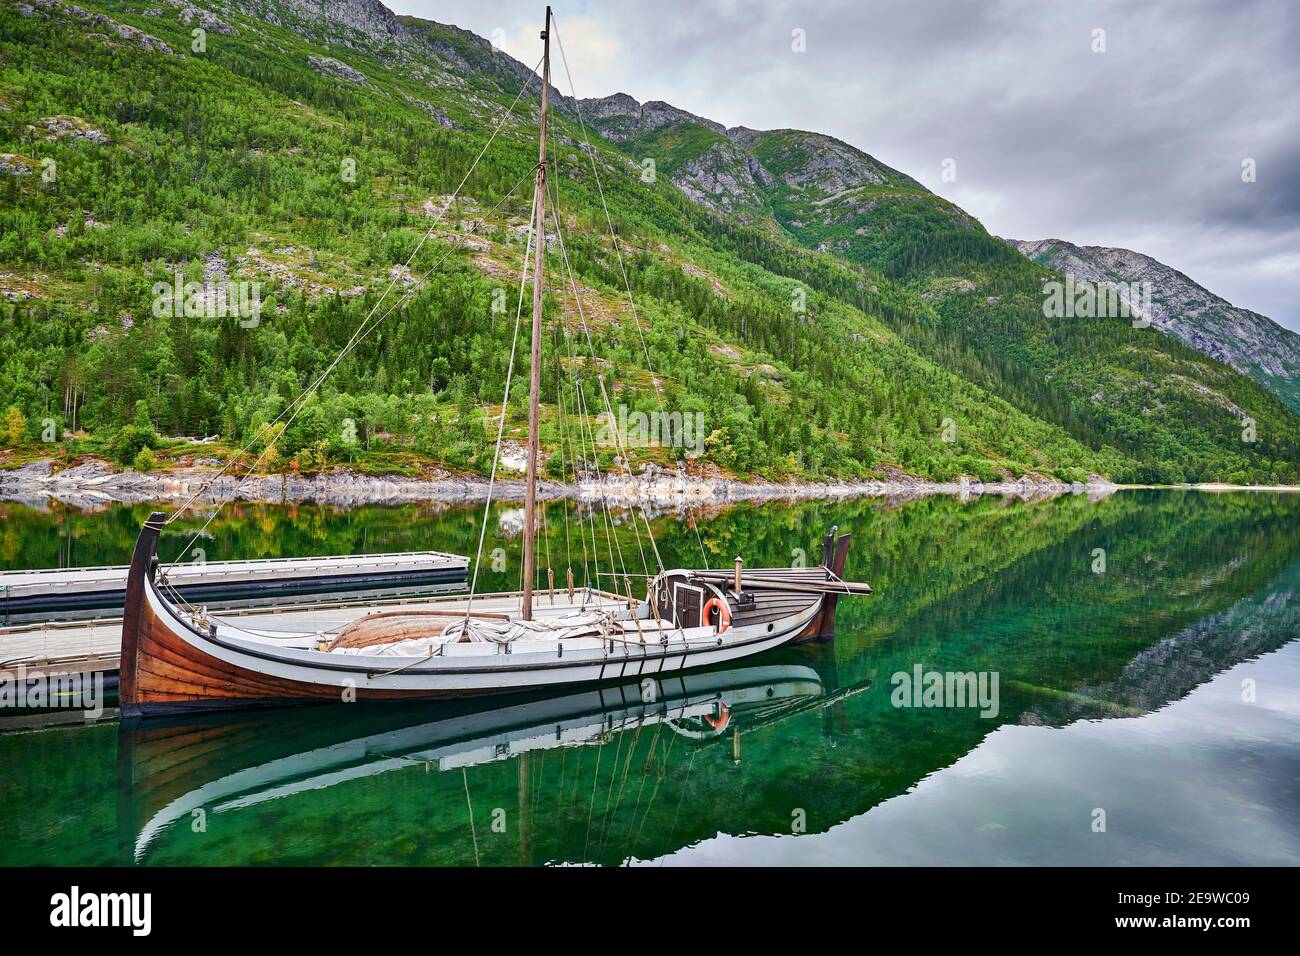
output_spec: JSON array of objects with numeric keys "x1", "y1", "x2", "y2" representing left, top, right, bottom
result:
[{"x1": 1, "y1": 490, "x2": 1298, "y2": 866}]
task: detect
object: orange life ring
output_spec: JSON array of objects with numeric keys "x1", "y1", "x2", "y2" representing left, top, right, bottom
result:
[
  {"x1": 705, "y1": 701, "x2": 731, "y2": 731},
  {"x1": 702, "y1": 596, "x2": 732, "y2": 633}
]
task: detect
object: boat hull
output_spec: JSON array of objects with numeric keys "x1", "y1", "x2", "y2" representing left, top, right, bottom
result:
[
  {"x1": 120, "y1": 514, "x2": 855, "y2": 717},
  {"x1": 122, "y1": 575, "x2": 823, "y2": 717}
]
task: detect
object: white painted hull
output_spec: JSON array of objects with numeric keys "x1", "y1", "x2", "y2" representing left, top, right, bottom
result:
[{"x1": 142, "y1": 575, "x2": 820, "y2": 698}]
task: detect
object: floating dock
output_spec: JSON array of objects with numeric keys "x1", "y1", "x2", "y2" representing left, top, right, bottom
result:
[{"x1": 0, "y1": 550, "x2": 469, "y2": 614}]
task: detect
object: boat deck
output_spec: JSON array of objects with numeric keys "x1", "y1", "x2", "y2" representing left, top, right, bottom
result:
[
  {"x1": 2, "y1": 564, "x2": 856, "y2": 680},
  {"x1": 0, "y1": 588, "x2": 629, "y2": 679},
  {"x1": 729, "y1": 590, "x2": 823, "y2": 629}
]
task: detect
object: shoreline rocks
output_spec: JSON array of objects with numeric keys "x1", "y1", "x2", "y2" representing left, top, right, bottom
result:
[{"x1": 0, "y1": 458, "x2": 1121, "y2": 510}]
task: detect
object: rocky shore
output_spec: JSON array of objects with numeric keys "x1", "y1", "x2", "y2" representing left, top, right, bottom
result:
[{"x1": 0, "y1": 458, "x2": 1119, "y2": 510}]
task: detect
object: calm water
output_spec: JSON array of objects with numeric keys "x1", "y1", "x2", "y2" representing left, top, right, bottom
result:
[{"x1": 1, "y1": 491, "x2": 1298, "y2": 866}]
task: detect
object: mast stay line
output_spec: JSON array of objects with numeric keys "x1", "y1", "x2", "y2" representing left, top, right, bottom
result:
[
  {"x1": 159, "y1": 55, "x2": 548, "y2": 568},
  {"x1": 551, "y1": 15, "x2": 705, "y2": 572}
]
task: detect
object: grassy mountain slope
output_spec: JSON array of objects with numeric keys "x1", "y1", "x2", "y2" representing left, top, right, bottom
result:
[
  {"x1": 0, "y1": 0, "x2": 1295, "y2": 485},
  {"x1": 582, "y1": 91, "x2": 1300, "y2": 484}
]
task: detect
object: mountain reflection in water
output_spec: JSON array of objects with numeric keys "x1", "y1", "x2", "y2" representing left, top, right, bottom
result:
[{"x1": 1, "y1": 490, "x2": 1297, "y2": 865}]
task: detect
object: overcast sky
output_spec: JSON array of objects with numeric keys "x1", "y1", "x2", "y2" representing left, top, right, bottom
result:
[{"x1": 390, "y1": 0, "x2": 1300, "y2": 331}]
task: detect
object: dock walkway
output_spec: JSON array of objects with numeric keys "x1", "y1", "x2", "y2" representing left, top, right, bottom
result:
[{"x1": 0, "y1": 550, "x2": 468, "y2": 613}]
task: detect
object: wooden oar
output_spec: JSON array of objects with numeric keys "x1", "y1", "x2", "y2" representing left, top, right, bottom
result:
[{"x1": 690, "y1": 573, "x2": 873, "y2": 596}]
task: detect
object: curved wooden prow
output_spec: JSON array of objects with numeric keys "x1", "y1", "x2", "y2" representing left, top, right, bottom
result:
[
  {"x1": 815, "y1": 528, "x2": 854, "y2": 641},
  {"x1": 119, "y1": 511, "x2": 166, "y2": 716}
]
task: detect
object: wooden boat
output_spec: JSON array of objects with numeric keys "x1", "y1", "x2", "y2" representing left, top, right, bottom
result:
[
  {"x1": 117, "y1": 6, "x2": 871, "y2": 718},
  {"x1": 119, "y1": 516, "x2": 864, "y2": 716}
]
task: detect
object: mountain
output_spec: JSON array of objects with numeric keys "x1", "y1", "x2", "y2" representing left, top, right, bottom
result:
[
  {"x1": 1010, "y1": 238, "x2": 1300, "y2": 413},
  {"x1": 578, "y1": 89, "x2": 1300, "y2": 483},
  {"x1": 579, "y1": 91, "x2": 979, "y2": 271},
  {"x1": 1, "y1": 0, "x2": 1298, "y2": 486},
  {"x1": 578, "y1": 92, "x2": 941, "y2": 253}
]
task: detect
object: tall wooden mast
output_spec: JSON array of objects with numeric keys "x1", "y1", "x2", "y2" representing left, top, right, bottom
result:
[{"x1": 522, "y1": 6, "x2": 552, "y2": 621}]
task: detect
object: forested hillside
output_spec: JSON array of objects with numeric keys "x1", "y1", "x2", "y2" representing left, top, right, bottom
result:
[
  {"x1": 1, "y1": 0, "x2": 1297, "y2": 485},
  {"x1": 582, "y1": 91, "x2": 1300, "y2": 485}
]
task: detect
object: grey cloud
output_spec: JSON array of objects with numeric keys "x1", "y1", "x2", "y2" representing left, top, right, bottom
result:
[{"x1": 393, "y1": 0, "x2": 1300, "y2": 328}]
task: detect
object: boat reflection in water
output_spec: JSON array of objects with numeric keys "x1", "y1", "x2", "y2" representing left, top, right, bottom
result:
[{"x1": 117, "y1": 662, "x2": 834, "y2": 865}]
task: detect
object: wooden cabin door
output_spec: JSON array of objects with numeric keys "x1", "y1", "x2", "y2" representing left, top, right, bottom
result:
[{"x1": 670, "y1": 582, "x2": 704, "y2": 628}]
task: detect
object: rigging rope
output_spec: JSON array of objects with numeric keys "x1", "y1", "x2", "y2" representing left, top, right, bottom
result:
[
  {"x1": 541, "y1": 148, "x2": 627, "y2": 595},
  {"x1": 164, "y1": 166, "x2": 538, "y2": 571},
  {"x1": 552, "y1": 16, "x2": 711, "y2": 572},
  {"x1": 458, "y1": 185, "x2": 537, "y2": 633},
  {"x1": 545, "y1": 137, "x2": 609, "y2": 598},
  {"x1": 545, "y1": 185, "x2": 660, "y2": 577},
  {"x1": 160, "y1": 56, "x2": 547, "y2": 563}
]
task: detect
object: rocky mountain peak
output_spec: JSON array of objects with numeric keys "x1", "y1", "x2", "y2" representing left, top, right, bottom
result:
[
  {"x1": 577, "y1": 93, "x2": 724, "y2": 141},
  {"x1": 1010, "y1": 237, "x2": 1300, "y2": 411},
  {"x1": 232, "y1": 0, "x2": 406, "y2": 40},
  {"x1": 580, "y1": 92, "x2": 640, "y2": 118}
]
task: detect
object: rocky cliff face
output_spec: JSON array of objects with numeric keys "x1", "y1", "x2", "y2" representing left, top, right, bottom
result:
[
  {"x1": 577, "y1": 93, "x2": 767, "y2": 213},
  {"x1": 231, "y1": 0, "x2": 406, "y2": 41},
  {"x1": 579, "y1": 93, "x2": 725, "y2": 141},
  {"x1": 1011, "y1": 238, "x2": 1300, "y2": 411},
  {"x1": 727, "y1": 125, "x2": 921, "y2": 195},
  {"x1": 574, "y1": 90, "x2": 934, "y2": 245}
]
